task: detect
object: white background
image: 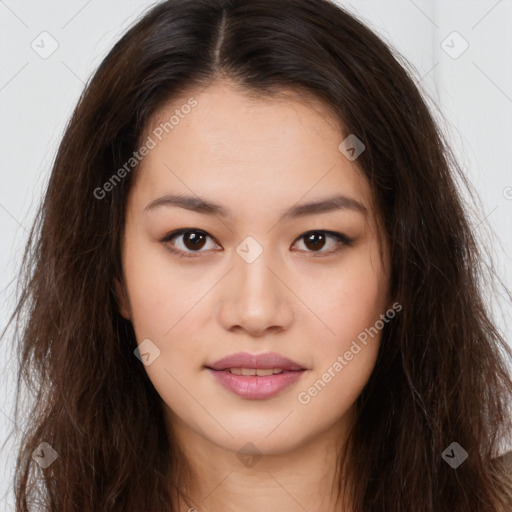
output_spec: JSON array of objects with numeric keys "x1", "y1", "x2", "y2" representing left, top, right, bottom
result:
[{"x1": 0, "y1": 0, "x2": 511, "y2": 508}]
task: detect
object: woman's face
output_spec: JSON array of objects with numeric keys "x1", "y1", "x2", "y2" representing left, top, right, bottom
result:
[{"x1": 117, "y1": 80, "x2": 391, "y2": 457}]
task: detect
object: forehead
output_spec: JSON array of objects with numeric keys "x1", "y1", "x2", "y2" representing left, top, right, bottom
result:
[{"x1": 131, "y1": 80, "x2": 373, "y2": 219}]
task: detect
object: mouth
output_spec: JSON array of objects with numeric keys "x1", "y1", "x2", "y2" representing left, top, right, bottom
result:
[{"x1": 204, "y1": 352, "x2": 307, "y2": 399}]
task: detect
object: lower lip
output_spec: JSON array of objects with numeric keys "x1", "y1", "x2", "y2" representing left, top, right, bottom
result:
[{"x1": 207, "y1": 368, "x2": 306, "y2": 399}]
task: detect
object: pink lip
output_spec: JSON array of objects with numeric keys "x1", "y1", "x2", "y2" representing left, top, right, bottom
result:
[
  {"x1": 207, "y1": 351, "x2": 305, "y2": 371},
  {"x1": 207, "y1": 368, "x2": 306, "y2": 399},
  {"x1": 205, "y1": 351, "x2": 307, "y2": 399}
]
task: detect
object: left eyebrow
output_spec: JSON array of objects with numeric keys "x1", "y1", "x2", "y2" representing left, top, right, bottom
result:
[
  {"x1": 144, "y1": 193, "x2": 367, "y2": 220},
  {"x1": 280, "y1": 194, "x2": 367, "y2": 220}
]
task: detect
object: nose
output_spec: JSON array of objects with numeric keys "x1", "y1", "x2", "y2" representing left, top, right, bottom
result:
[{"x1": 216, "y1": 246, "x2": 294, "y2": 337}]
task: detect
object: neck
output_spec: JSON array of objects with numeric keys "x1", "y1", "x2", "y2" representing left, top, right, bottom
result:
[{"x1": 167, "y1": 409, "x2": 355, "y2": 512}]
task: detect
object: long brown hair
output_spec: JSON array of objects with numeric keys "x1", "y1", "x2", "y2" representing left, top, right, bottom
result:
[{"x1": 3, "y1": 0, "x2": 512, "y2": 510}]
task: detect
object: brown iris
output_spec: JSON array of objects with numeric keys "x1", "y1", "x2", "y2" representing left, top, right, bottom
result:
[
  {"x1": 303, "y1": 232, "x2": 326, "y2": 251},
  {"x1": 182, "y1": 230, "x2": 207, "y2": 250}
]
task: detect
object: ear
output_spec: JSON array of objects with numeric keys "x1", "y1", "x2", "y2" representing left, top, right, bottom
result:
[{"x1": 114, "y1": 277, "x2": 131, "y2": 320}]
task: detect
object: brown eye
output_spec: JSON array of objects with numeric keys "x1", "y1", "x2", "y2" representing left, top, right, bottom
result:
[
  {"x1": 303, "y1": 232, "x2": 327, "y2": 251},
  {"x1": 161, "y1": 229, "x2": 218, "y2": 257},
  {"x1": 161, "y1": 228, "x2": 352, "y2": 259},
  {"x1": 181, "y1": 230, "x2": 207, "y2": 251},
  {"x1": 293, "y1": 230, "x2": 353, "y2": 256}
]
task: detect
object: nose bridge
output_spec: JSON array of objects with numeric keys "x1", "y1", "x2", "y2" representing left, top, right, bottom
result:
[
  {"x1": 217, "y1": 236, "x2": 294, "y2": 334},
  {"x1": 235, "y1": 239, "x2": 281, "y2": 306}
]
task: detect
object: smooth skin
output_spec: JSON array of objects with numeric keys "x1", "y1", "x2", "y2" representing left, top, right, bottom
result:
[{"x1": 115, "y1": 80, "x2": 392, "y2": 512}]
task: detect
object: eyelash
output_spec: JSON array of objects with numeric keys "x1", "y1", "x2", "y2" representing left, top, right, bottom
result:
[{"x1": 160, "y1": 228, "x2": 353, "y2": 258}]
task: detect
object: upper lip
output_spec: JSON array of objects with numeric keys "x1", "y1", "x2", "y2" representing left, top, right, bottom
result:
[{"x1": 206, "y1": 351, "x2": 305, "y2": 371}]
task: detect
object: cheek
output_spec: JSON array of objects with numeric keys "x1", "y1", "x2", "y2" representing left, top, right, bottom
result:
[
  {"x1": 122, "y1": 240, "x2": 210, "y2": 383},
  {"x1": 295, "y1": 248, "x2": 387, "y2": 401},
  {"x1": 296, "y1": 290, "x2": 384, "y2": 420},
  {"x1": 300, "y1": 250, "x2": 387, "y2": 347},
  {"x1": 123, "y1": 238, "x2": 199, "y2": 337}
]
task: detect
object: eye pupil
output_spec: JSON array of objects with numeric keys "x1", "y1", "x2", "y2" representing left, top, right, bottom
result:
[
  {"x1": 304, "y1": 232, "x2": 326, "y2": 251},
  {"x1": 184, "y1": 230, "x2": 206, "y2": 250}
]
